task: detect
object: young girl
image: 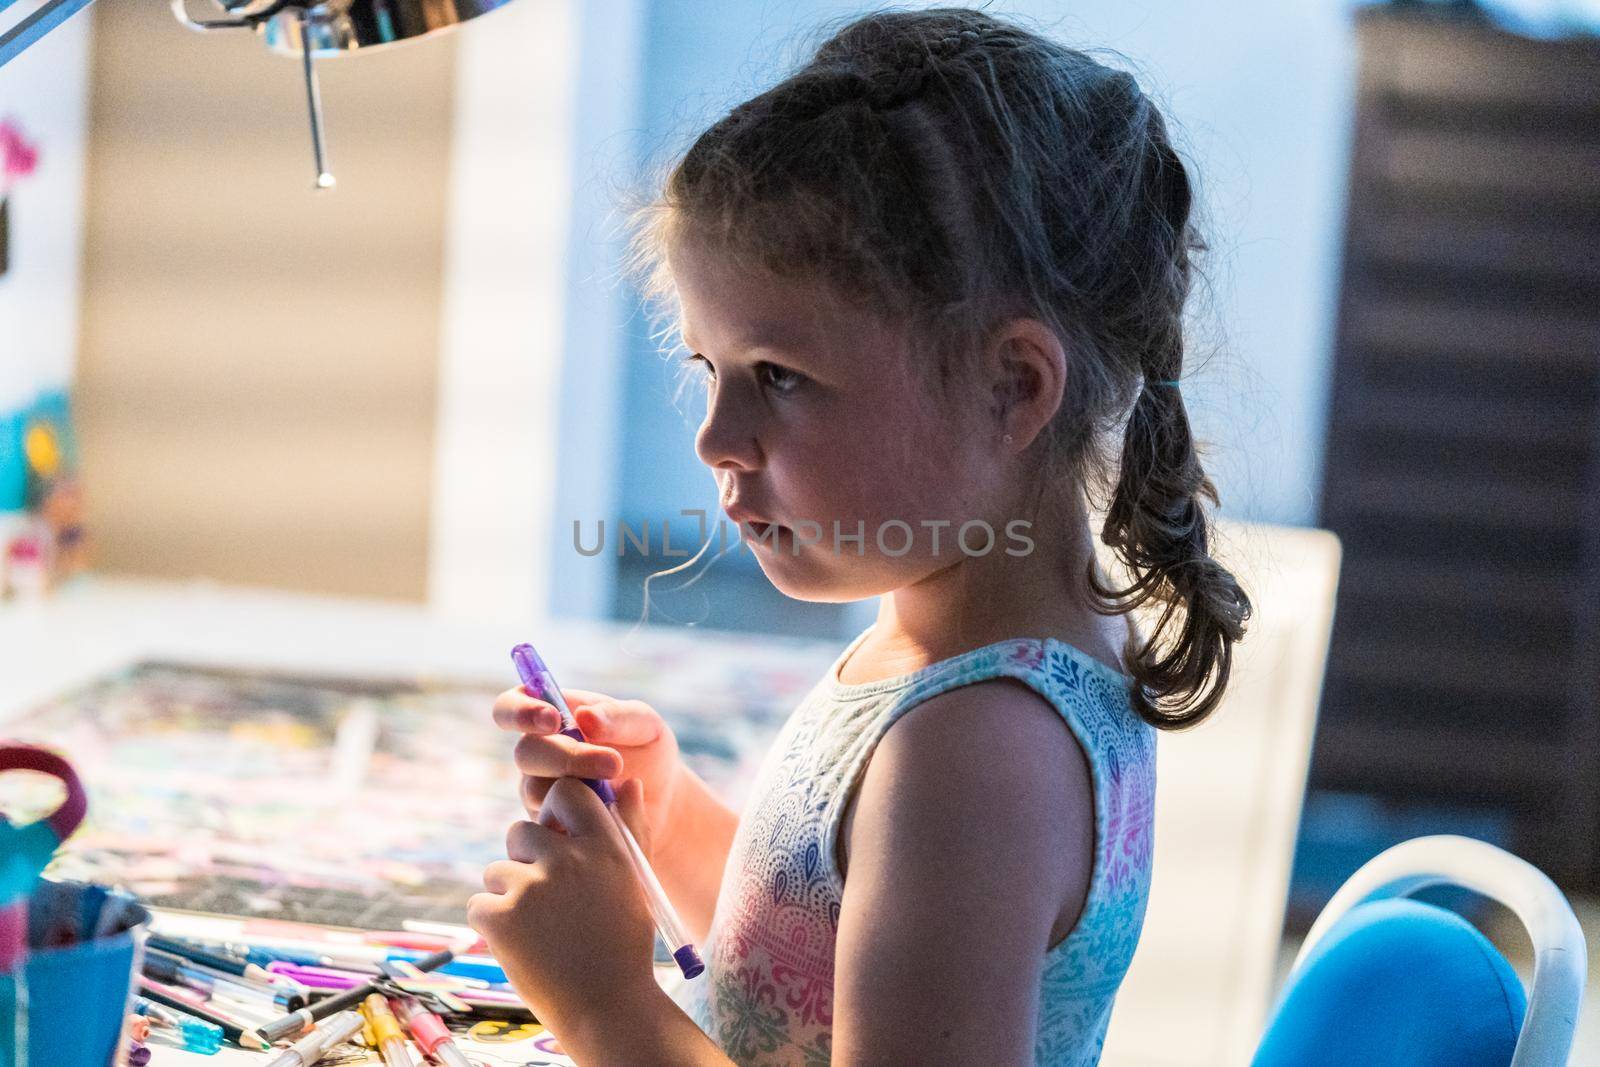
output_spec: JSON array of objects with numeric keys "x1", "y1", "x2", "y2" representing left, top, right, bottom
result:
[{"x1": 466, "y1": 8, "x2": 1251, "y2": 1065}]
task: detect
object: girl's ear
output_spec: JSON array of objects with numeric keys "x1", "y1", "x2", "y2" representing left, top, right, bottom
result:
[{"x1": 988, "y1": 318, "x2": 1067, "y2": 450}]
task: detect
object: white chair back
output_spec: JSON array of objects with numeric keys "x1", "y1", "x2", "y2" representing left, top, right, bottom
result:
[
  {"x1": 1101, "y1": 520, "x2": 1343, "y2": 1066},
  {"x1": 1294, "y1": 834, "x2": 1586, "y2": 1067}
]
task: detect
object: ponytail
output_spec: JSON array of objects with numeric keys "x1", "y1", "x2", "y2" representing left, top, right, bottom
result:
[
  {"x1": 1091, "y1": 107, "x2": 1251, "y2": 729},
  {"x1": 1093, "y1": 379, "x2": 1251, "y2": 728}
]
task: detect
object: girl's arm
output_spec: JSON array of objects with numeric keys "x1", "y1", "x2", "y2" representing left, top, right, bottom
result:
[
  {"x1": 831, "y1": 679, "x2": 1095, "y2": 1065},
  {"x1": 653, "y1": 763, "x2": 741, "y2": 941}
]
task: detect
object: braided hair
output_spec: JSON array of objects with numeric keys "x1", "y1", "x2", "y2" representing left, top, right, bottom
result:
[{"x1": 629, "y1": 8, "x2": 1251, "y2": 729}]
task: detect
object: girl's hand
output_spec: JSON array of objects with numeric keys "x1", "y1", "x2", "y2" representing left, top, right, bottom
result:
[
  {"x1": 493, "y1": 686, "x2": 686, "y2": 855},
  {"x1": 467, "y1": 777, "x2": 660, "y2": 1033}
]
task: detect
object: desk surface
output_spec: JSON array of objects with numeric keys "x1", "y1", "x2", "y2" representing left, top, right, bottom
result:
[
  {"x1": 0, "y1": 576, "x2": 842, "y2": 726},
  {"x1": 0, "y1": 577, "x2": 842, "y2": 1067}
]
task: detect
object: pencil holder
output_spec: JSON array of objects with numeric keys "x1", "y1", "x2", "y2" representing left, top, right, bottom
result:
[{"x1": 0, "y1": 879, "x2": 149, "y2": 1067}]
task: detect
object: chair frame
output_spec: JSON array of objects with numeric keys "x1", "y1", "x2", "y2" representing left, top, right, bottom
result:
[{"x1": 1293, "y1": 835, "x2": 1587, "y2": 1067}]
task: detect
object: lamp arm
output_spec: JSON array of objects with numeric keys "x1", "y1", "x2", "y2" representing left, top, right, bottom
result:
[
  {"x1": 0, "y1": 0, "x2": 99, "y2": 69},
  {"x1": 170, "y1": 0, "x2": 276, "y2": 33}
]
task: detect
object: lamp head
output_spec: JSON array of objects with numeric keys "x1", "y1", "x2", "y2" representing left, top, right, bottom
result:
[
  {"x1": 170, "y1": 1, "x2": 520, "y2": 188},
  {"x1": 213, "y1": 1, "x2": 519, "y2": 57}
]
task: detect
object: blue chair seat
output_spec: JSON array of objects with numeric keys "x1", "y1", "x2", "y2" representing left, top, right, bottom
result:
[{"x1": 1253, "y1": 898, "x2": 1527, "y2": 1067}]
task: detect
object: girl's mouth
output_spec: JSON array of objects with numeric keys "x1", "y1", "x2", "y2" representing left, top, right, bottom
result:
[{"x1": 746, "y1": 521, "x2": 783, "y2": 547}]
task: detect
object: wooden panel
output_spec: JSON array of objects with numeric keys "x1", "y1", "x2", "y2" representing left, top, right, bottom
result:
[
  {"x1": 1327, "y1": 635, "x2": 1570, "y2": 703},
  {"x1": 1346, "y1": 298, "x2": 1600, "y2": 369},
  {"x1": 1335, "y1": 561, "x2": 1575, "y2": 616},
  {"x1": 1312, "y1": 722, "x2": 1568, "y2": 792},
  {"x1": 1376, "y1": 14, "x2": 1600, "y2": 109},
  {"x1": 1378, "y1": 128, "x2": 1600, "y2": 204},
  {"x1": 1341, "y1": 391, "x2": 1594, "y2": 449},
  {"x1": 1354, "y1": 208, "x2": 1600, "y2": 285},
  {"x1": 74, "y1": 3, "x2": 457, "y2": 601},
  {"x1": 1326, "y1": 472, "x2": 1586, "y2": 530},
  {"x1": 1314, "y1": 9, "x2": 1600, "y2": 885}
]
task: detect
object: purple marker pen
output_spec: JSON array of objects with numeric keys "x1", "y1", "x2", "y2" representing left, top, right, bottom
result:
[{"x1": 511, "y1": 643, "x2": 705, "y2": 980}]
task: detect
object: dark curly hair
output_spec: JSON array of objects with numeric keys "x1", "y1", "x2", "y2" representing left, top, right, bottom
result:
[{"x1": 627, "y1": 7, "x2": 1252, "y2": 728}]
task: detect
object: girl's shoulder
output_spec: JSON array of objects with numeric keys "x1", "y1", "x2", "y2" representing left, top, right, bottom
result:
[{"x1": 865, "y1": 634, "x2": 1148, "y2": 741}]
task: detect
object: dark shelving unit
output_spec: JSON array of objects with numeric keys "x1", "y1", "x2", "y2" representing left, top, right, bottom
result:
[{"x1": 1311, "y1": 6, "x2": 1600, "y2": 887}]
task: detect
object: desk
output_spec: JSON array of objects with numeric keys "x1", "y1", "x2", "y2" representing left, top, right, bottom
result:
[
  {"x1": 0, "y1": 577, "x2": 840, "y2": 1066},
  {"x1": 0, "y1": 577, "x2": 840, "y2": 744},
  {"x1": 140, "y1": 961, "x2": 695, "y2": 1067}
]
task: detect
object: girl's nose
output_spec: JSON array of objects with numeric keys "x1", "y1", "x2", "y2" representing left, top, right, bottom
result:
[{"x1": 694, "y1": 382, "x2": 763, "y2": 472}]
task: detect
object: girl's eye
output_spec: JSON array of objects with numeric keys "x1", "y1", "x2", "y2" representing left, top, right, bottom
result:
[
  {"x1": 683, "y1": 353, "x2": 715, "y2": 382},
  {"x1": 757, "y1": 361, "x2": 805, "y2": 395},
  {"x1": 682, "y1": 354, "x2": 804, "y2": 396}
]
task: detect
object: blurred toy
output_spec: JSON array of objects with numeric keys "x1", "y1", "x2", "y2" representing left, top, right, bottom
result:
[
  {"x1": 0, "y1": 390, "x2": 85, "y2": 601},
  {"x1": 0, "y1": 118, "x2": 40, "y2": 279}
]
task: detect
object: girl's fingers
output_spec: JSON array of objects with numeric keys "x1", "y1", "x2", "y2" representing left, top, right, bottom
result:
[
  {"x1": 465, "y1": 892, "x2": 506, "y2": 935},
  {"x1": 512, "y1": 732, "x2": 623, "y2": 780},
  {"x1": 506, "y1": 819, "x2": 561, "y2": 863},
  {"x1": 492, "y1": 693, "x2": 562, "y2": 734},
  {"x1": 615, "y1": 778, "x2": 652, "y2": 856},
  {"x1": 538, "y1": 778, "x2": 614, "y2": 839},
  {"x1": 554, "y1": 688, "x2": 617, "y2": 708},
  {"x1": 481, "y1": 860, "x2": 527, "y2": 894},
  {"x1": 520, "y1": 774, "x2": 550, "y2": 816},
  {"x1": 574, "y1": 700, "x2": 663, "y2": 746}
]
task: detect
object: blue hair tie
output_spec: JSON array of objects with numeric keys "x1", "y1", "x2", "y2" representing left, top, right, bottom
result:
[{"x1": 1148, "y1": 378, "x2": 1181, "y2": 388}]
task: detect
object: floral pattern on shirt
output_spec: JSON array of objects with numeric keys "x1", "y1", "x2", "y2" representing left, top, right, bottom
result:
[{"x1": 675, "y1": 636, "x2": 1156, "y2": 1067}]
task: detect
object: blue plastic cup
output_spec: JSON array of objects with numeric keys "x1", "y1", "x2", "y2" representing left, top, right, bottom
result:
[{"x1": 0, "y1": 880, "x2": 149, "y2": 1067}]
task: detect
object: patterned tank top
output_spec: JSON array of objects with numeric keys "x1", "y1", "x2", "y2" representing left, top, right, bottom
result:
[{"x1": 673, "y1": 630, "x2": 1157, "y2": 1066}]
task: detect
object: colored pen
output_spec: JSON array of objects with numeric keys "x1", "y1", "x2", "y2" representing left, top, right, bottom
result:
[
  {"x1": 263, "y1": 1010, "x2": 363, "y2": 1067},
  {"x1": 138, "y1": 977, "x2": 267, "y2": 1050},
  {"x1": 251, "y1": 948, "x2": 455, "y2": 1044},
  {"x1": 446, "y1": 995, "x2": 537, "y2": 1022},
  {"x1": 395, "y1": 983, "x2": 470, "y2": 1013},
  {"x1": 387, "y1": 949, "x2": 508, "y2": 985},
  {"x1": 139, "y1": 960, "x2": 272, "y2": 1022},
  {"x1": 149, "y1": 934, "x2": 280, "y2": 983},
  {"x1": 136, "y1": 996, "x2": 225, "y2": 1055},
  {"x1": 146, "y1": 933, "x2": 373, "y2": 972},
  {"x1": 266, "y1": 962, "x2": 371, "y2": 990},
  {"x1": 392, "y1": 995, "x2": 472, "y2": 1067},
  {"x1": 244, "y1": 920, "x2": 458, "y2": 954},
  {"x1": 206, "y1": 990, "x2": 281, "y2": 1026},
  {"x1": 360, "y1": 993, "x2": 415, "y2": 1067},
  {"x1": 206, "y1": 933, "x2": 427, "y2": 967},
  {"x1": 512, "y1": 642, "x2": 705, "y2": 979},
  {"x1": 144, "y1": 948, "x2": 310, "y2": 1011}
]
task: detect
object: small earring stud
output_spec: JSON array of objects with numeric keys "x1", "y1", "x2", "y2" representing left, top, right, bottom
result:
[{"x1": 1003, "y1": 433, "x2": 1014, "y2": 444}]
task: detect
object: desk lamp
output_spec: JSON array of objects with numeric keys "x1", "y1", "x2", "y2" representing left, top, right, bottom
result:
[{"x1": 0, "y1": 0, "x2": 519, "y2": 188}]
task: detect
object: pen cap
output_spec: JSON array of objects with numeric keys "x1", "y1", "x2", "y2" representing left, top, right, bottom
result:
[
  {"x1": 362, "y1": 992, "x2": 406, "y2": 1044},
  {"x1": 175, "y1": 1016, "x2": 225, "y2": 1055},
  {"x1": 510, "y1": 643, "x2": 617, "y2": 805},
  {"x1": 510, "y1": 644, "x2": 552, "y2": 700},
  {"x1": 392, "y1": 996, "x2": 450, "y2": 1053}
]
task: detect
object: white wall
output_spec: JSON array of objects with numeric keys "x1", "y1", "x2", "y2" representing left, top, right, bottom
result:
[
  {"x1": 432, "y1": 0, "x2": 649, "y2": 624},
  {"x1": 618, "y1": 0, "x2": 1358, "y2": 534},
  {"x1": 430, "y1": 0, "x2": 577, "y2": 622},
  {"x1": 0, "y1": 0, "x2": 92, "y2": 409}
]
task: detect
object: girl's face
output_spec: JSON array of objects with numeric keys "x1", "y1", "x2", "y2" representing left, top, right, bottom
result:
[{"x1": 671, "y1": 238, "x2": 1011, "y2": 603}]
